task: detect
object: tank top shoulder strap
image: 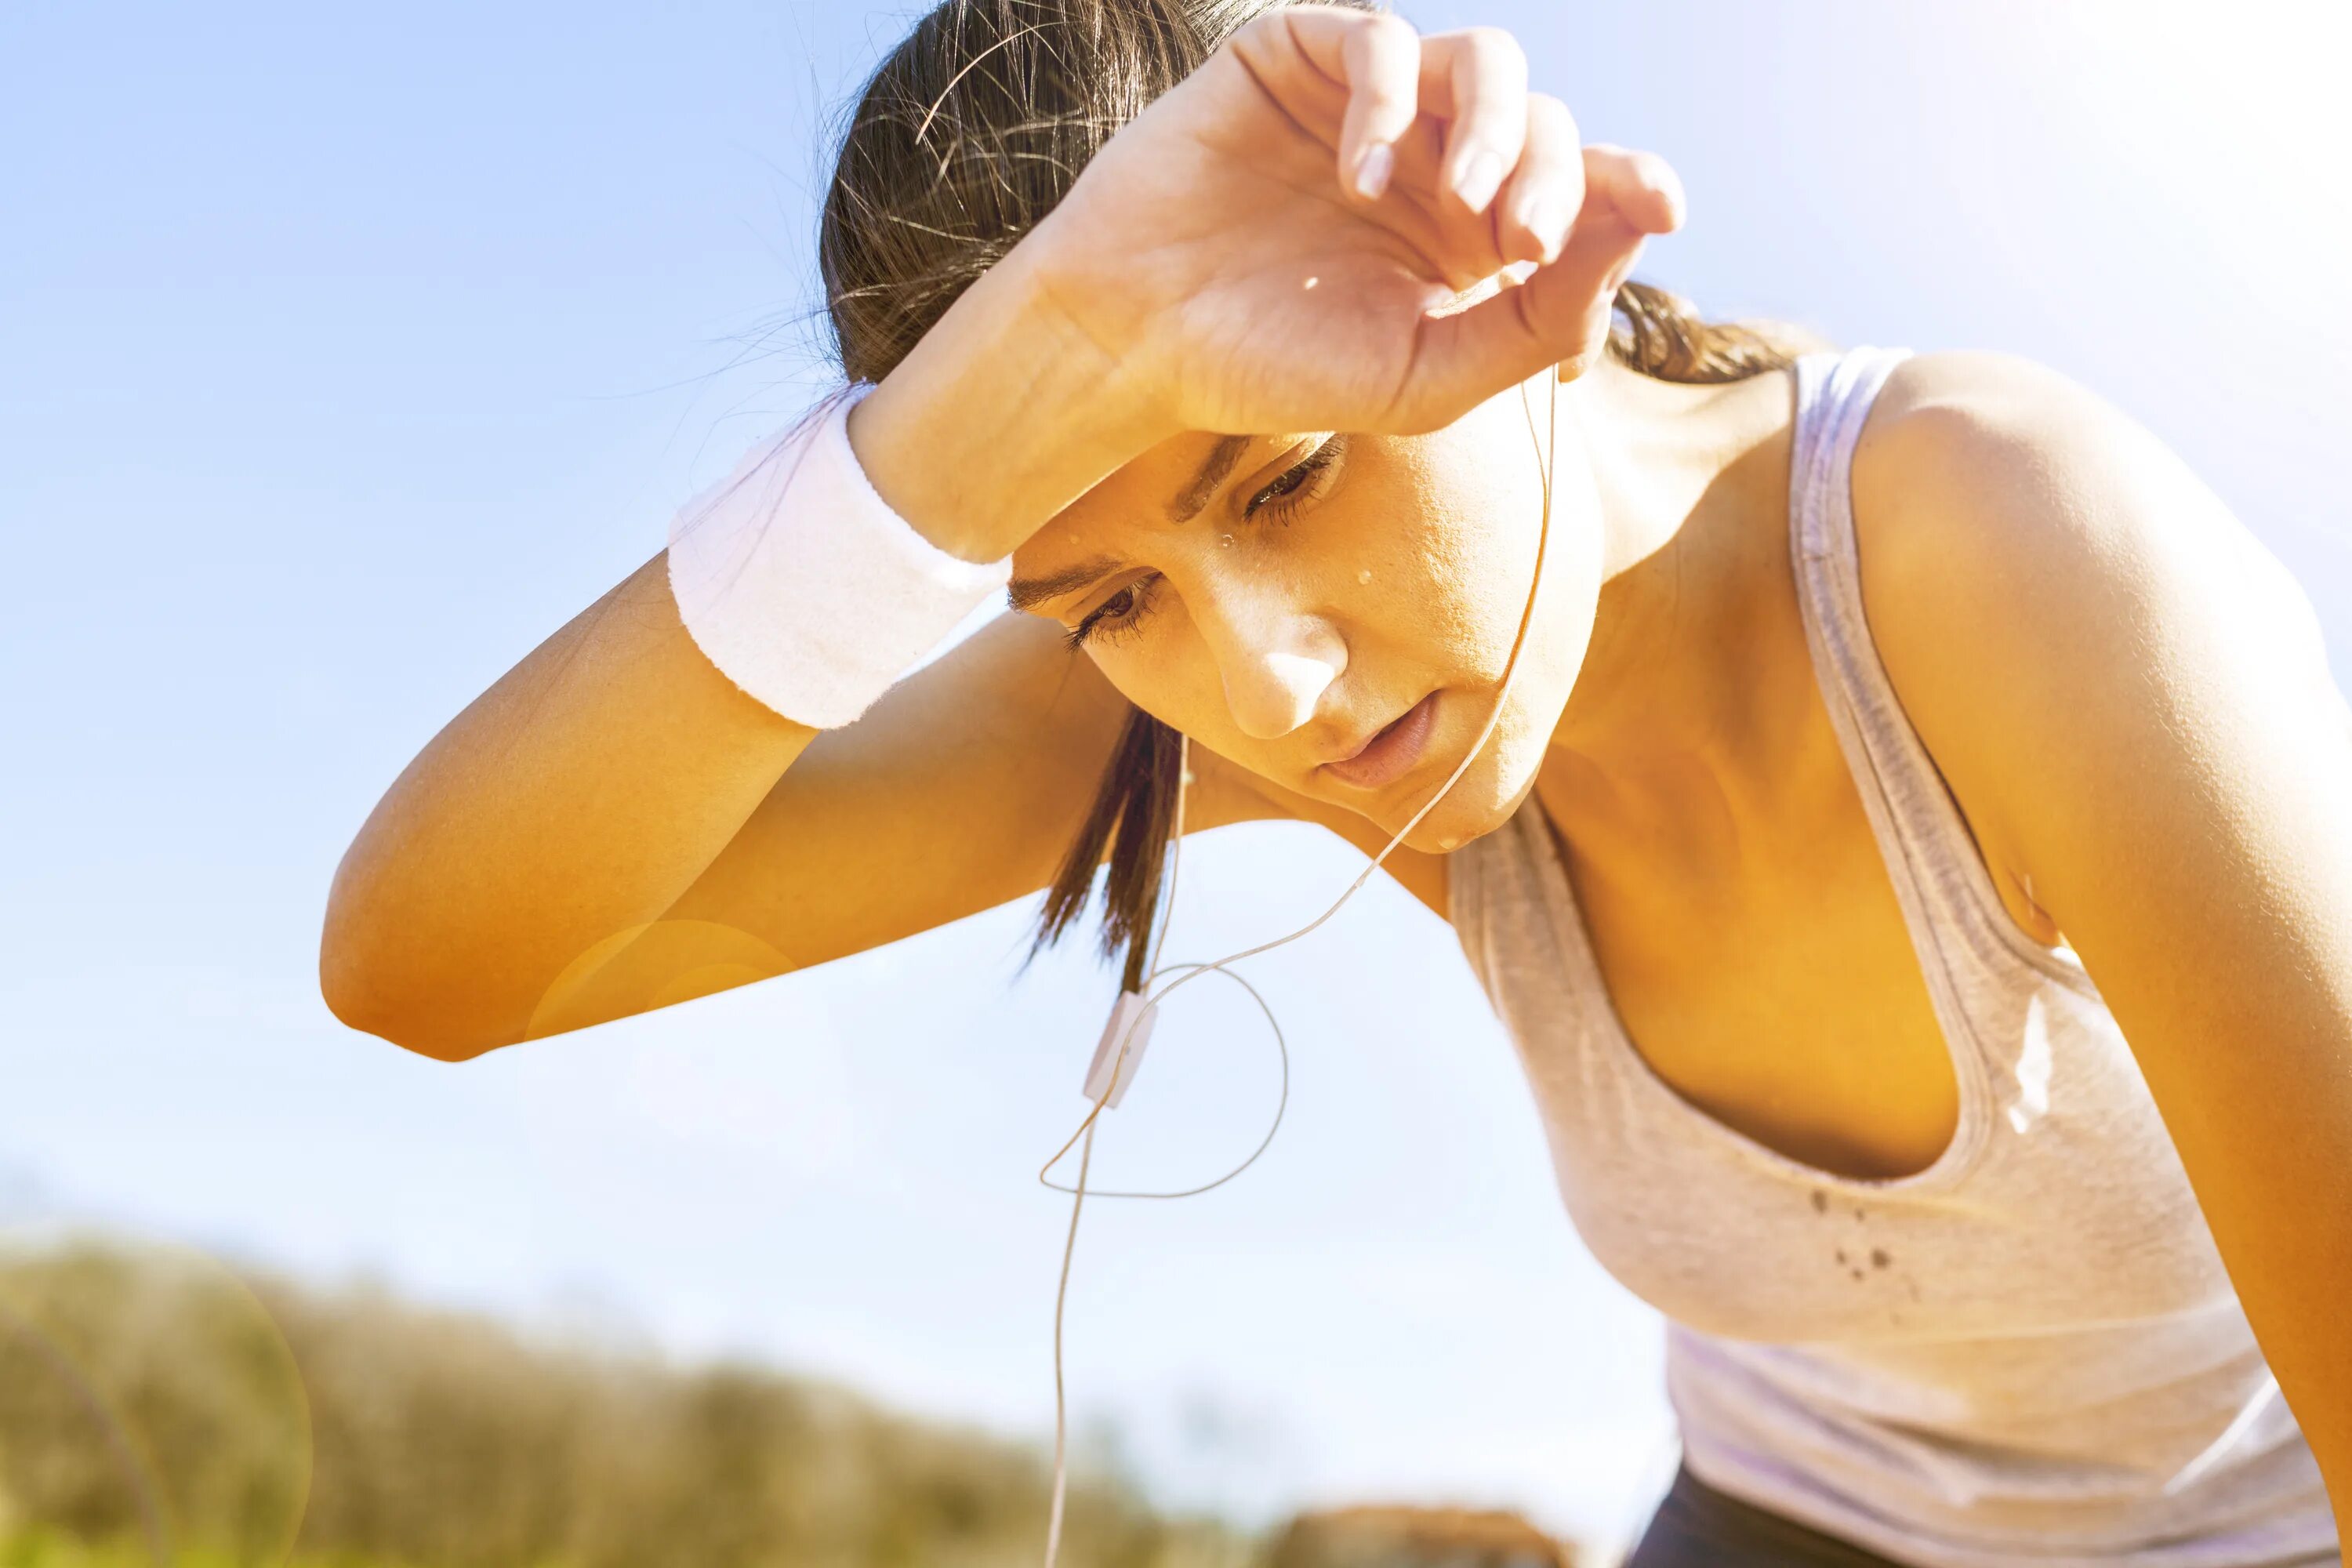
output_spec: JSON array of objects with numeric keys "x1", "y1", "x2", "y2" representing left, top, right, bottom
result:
[{"x1": 1789, "y1": 345, "x2": 2093, "y2": 985}]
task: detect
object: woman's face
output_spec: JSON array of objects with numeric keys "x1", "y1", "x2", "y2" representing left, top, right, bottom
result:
[{"x1": 1009, "y1": 372, "x2": 1610, "y2": 851}]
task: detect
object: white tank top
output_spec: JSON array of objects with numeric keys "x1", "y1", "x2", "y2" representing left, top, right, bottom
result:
[{"x1": 1446, "y1": 346, "x2": 2339, "y2": 1567}]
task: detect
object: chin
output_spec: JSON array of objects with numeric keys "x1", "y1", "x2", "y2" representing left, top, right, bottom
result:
[{"x1": 1387, "y1": 717, "x2": 1550, "y2": 855}]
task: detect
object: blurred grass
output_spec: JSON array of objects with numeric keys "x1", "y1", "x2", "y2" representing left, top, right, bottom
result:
[
  {"x1": 0, "y1": 1238, "x2": 1250, "y2": 1568},
  {"x1": 0, "y1": 1531, "x2": 396, "y2": 1568}
]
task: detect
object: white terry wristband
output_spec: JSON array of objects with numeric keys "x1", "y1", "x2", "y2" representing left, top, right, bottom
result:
[{"x1": 666, "y1": 383, "x2": 1013, "y2": 728}]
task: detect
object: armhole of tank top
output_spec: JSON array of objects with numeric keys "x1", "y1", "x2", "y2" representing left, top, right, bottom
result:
[{"x1": 1824, "y1": 347, "x2": 2103, "y2": 1000}]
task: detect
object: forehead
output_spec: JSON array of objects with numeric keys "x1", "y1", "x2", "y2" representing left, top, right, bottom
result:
[{"x1": 1013, "y1": 427, "x2": 1255, "y2": 568}]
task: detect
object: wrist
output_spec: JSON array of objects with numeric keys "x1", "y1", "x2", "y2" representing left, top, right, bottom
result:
[
  {"x1": 667, "y1": 387, "x2": 1014, "y2": 729},
  {"x1": 848, "y1": 243, "x2": 1170, "y2": 564}
]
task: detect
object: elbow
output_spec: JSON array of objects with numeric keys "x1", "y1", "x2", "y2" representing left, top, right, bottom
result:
[
  {"x1": 318, "y1": 902, "x2": 514, "y2": 1065},
  {"x1": 318, "y1": 959, "x2": 506, "y2": 1063}
]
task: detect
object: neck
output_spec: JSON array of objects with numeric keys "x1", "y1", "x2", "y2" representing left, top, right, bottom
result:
[{"x1": 1541, "y1": 353, "x2": 1808, "y2": 846}]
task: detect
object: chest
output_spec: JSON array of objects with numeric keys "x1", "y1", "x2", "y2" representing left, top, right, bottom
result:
[
  {"x1": 1532, "y1": 746, "x2": 1976, "y2": 1183},
  {"x1": 1475, "y1": 792, "x2": 2232, "y2": 1338}
]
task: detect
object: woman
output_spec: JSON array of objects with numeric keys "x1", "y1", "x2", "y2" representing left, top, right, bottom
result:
[{"x1": 318, "y1": 1, "x2": 2352, "y2": 1562}]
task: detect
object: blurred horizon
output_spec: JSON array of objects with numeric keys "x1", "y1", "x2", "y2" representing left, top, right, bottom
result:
[
  {"x1": 2, "y1": 0, "x2": 2347, "y2": 1556},
  {"x1": 0, "y1": 1232, "x2": 1273, "y2": 1566}
]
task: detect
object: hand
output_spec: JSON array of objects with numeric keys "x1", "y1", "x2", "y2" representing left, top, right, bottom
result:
[{"x1": 1025, "y1": 5, "x2": 1686, "y2": 437}]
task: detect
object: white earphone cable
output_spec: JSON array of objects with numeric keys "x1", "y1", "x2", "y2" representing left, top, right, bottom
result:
[{"x1": 1039, "y1": 371, "x2": 1559, "y2": 1568}]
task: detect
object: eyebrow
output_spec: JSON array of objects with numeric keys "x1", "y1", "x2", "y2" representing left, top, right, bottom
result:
[
  {"x1": 1004, "y1": 434, "x2": 1257, "y2": 614},
  {"x1": 1007, "y1": 554, "x2": 1123, "y2": 615},
  {"x1": 1168, "y1": 434, "x2": 1253, "y2": 523}
]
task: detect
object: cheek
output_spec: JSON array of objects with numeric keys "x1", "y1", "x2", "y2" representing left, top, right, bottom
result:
[
  {"x1": 1387, "y1": 397, "x2": 1609, "y2": 842},
  {"x1": 1084, "y1": 619, "x2": 1229, "y2": 739},
  {"x1": 1380, "y1": 408, "x2": 1565, "y2": 681}
]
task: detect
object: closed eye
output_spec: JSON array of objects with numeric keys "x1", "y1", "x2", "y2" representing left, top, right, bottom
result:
[
  {"x1": 1065, "y1": 436, "x2": 1349, "y2": 651},
  {"x1": 1065, "y1": 573, "x2": 1160, "y2": 650},
  {"x1": 1243, "y1": 434, "x2": 1346, "y2": 523}
]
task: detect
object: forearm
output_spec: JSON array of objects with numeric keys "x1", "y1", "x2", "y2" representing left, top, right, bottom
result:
[
  {"x1": 321, "y1": 554, "x2": 816, "y2": 1058},
  {"x1": 324, "y1": 252, "x2": 1158, "y2": 1058}
]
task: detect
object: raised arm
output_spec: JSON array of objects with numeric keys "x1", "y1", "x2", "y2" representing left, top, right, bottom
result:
[
  {"x1": 318, "y1": 207, "x2": 1278, "y2": 1062},
  {"x1": 320, "y1": 4, "x2": 1670, "y2": 1061},
  {"x1": 318, "y1": 561, "x2": 1176, "y2": 1061}
]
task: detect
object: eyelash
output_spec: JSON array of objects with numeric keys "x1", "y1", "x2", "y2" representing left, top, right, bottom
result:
[{"x1": 1064, "y1": 437, "x2": 1346, "y2": 651}]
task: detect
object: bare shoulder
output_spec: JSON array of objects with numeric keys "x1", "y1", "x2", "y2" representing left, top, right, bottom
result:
[
  {"x1": 1857, "y1": 345, "x2": 2321, "y2": 571},
  {"x1": 1851, "y1": 347, "x2": 2321, "y2": 672},
  {"x1": 1842, "y1": 349, "x2": 2337, "y2": 910}
]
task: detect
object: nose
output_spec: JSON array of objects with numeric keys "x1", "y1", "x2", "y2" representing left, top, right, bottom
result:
[{"x1": 1197, "y1": 583, "x2": 1348, "y2": 741}]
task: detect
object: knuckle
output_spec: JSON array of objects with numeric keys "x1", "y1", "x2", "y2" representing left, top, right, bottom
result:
[
  {"x1": 1223, "y1": 13, "x2": 1287, "y2": 67},
  {"x1": 1465, "y1": 26, "x2": 1528, "y2": 74},
  {"x1": 1233, "y1": 13, "x2": 1285, "y2": 49},
  {"x1": 1362, "y1": 12, "x2": 1420, "y2": 52},
  {"x1": 1528, "y1": 92, "x2": 1574, "y2": 130}
]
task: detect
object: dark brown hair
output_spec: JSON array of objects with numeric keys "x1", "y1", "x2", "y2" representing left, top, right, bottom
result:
[{"x1": 818, "y1": 0, "x2": 1831, "y2": 991}]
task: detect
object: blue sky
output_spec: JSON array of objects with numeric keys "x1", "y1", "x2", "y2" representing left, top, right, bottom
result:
[{"x1": 3, "y1": 0, "x2": 2347, "y2": 1551}]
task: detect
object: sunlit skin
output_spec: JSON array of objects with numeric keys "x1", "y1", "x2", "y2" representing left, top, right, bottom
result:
[
  {"x1": 321, "y1": 5, "x2": 2352, "y2": 1512},
  {"x1": 1010, "y1": 369, "x2": 1600, "y2": 853}
]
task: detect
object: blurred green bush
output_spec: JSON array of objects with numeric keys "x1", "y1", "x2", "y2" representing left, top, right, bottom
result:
[{"x1": 0, "y1": 1239, "x2": 1248, "y2": 1568}]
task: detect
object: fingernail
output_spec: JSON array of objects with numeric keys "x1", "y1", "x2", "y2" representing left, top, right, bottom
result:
[
  {"x1": 1454, "y1": 147, "x2": 1504, "y2": 213},
  {"x1": 1351, "y1": 140, "x2": 1393, "y2": 201},
  {"x1": 1520, "y1": 196, "x2": 1568, "y2": 264}
]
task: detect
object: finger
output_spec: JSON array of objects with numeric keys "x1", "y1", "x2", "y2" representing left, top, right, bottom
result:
[
  {"x1": 1587, "y1": 141, "x2": 1687, "y2": 237},
  {"x1": 1385, "y1": 161, "x2": 1663, "y2": 427},
  {"x1": 1422, "y1": 27, "x2": 1527, "y2": 216},
  {"x1": 1336, "y1": 13, "x2": 1421, "y2": 201},
  {"x1": 1494, "y1": 93, "x2": 1583, "y2": 267},
  {"x1": 1393, "y1": 240, "x2": 1636, "y2": 430},
  {"x1": 1515, "y1": 145, "x2": 1672, "y2": 377}
]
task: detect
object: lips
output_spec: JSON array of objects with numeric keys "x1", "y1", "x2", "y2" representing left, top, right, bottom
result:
[{"x1": 1322, "y1": 691, "x2": 1439, "y2": 791}]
